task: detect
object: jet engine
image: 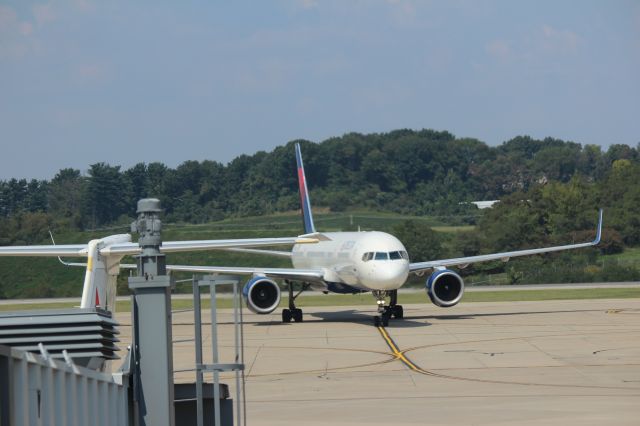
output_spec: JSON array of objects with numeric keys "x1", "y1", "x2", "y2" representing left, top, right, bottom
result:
[
  {"x1": 243, "y1": 277, "x2": 281, "y2": 314},
  {"x1": 426, "y1": 269, "x2": 464, "y2": 307}
]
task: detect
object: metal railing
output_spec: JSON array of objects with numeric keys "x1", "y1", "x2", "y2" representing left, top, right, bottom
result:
[
  {"x1": 190, "y1": 275, "x2": 246, "y2": 426},
  {"x1": 0, "y1": 344, "x2": 130, "y2": 426}
]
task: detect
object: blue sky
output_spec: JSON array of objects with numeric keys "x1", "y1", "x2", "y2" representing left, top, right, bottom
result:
[{"x1": 1, "y1": 0, "x2": 639, "y2": 179}]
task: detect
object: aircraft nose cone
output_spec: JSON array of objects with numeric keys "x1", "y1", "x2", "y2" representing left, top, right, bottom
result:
[{"x1": 366, "y1": 262, "x2": 409, "y2": 290}]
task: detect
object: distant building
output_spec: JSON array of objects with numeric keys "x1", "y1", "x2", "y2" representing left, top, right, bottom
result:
[{"x1": 470, "y1": 200, "x2": 499, "y2": 209}]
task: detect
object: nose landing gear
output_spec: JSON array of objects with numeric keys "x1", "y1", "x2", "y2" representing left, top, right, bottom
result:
[{"x1": 373, "y1": 290, "x2": 403, "y2": 326}]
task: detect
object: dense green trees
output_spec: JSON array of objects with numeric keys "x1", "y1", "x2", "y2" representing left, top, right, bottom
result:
[
  {"x1": 0, "y1": 130, "x2": 638, "y2": 247},
  {"x1": 391, "y1": 220, "x2": 444, "y2": 262},
  {"x1": 1, "y1": 129, "x2": 640, "y2": 296}
]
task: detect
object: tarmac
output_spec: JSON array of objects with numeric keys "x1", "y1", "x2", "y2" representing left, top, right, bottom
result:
[{"x1": 115, "y1": 298, "x2": 640, "y2": 425}]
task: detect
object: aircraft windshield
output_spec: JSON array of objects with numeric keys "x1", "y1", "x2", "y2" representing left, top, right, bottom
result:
[{"x1": 362, "y1": 251, "x2": 409, "y2": 262}]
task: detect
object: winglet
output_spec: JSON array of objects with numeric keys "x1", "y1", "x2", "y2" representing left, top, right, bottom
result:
[
  {"x1": 49, "y1": 230, "x2": 87, "y2": 267},
  {"x1": 295, "y1": 143, "x2": 316, "y2": 234},
  {"x1": 592, "y1": 209, "x2": 603, "y2": 245}
]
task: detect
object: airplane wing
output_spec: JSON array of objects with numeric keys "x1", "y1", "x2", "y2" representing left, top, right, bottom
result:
[
  {"x1": 101, "y1": 236, "x2": 319, "y2": 256},
  {"x1": 410, "y1": 209, "x2": 603, "y2": 274},
  {"x1": 221, "y1": 247, "x2": 292, "y2": 258},
  {"x1": 0, "y1": 235, "x2": 319, "y2": 258},
  {"x1": 0, "y1": 244, "x2": 89, "y2": 257},
  {"x1": 113, "y1": 263, "x2": 324, "y2": 284},
  {"x1": 218, "y1": 233, "x2": 327, "y2": 258},
  {"x1": 165, "y1": 264, "x2": 326, "y2": 283}
]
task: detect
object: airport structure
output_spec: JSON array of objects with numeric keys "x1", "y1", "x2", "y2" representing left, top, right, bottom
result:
[{"x1": 0, "y1": 199, "x2": 242, "y2": 426}]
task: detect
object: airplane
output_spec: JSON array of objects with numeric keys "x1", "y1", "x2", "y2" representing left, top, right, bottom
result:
[
  {"x1": 163, "y1": 143, "x2": 604, "y2": 326},
  {"x1": 0, "y1": 144, "x2": 603, "y2": 326},
  {"x1": 0, "y1": 231, "x2": 323, "y2": 313}
]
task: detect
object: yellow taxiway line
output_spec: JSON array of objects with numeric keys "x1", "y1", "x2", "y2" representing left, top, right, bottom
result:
[{"x1": 377, "y1": 326, "x2": 431, "y2": 374}]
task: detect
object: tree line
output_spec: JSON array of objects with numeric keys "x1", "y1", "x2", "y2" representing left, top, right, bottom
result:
[{"x1": 1, "y1": 129, "x2": 639, "y2": 247}]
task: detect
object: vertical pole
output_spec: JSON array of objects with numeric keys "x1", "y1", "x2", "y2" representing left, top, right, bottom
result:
[
  {"x1": 193, "y1": 276, "x2": 203, "y2": 426},
  {"x1": 233, "y1": 282, "x2": 241, "y2": 426},
  {"x1": 0, "y1": 348, "x2": 10, "y2": 426},
  {"x1": 240, "y1": 289, "x2": 247, "y2": 426},
  {"x1": 128, "y1": 198, "x2": 175, "y2": 426},
  {"x1": 210, "y1": 284, "x2": 221, "y2": 426}
]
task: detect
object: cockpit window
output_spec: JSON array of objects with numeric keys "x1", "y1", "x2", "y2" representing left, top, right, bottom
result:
[
  {"x1": 363, "y1": 251, "x2": 409, "y2": 261},
  {"x1": 389, "y1": 251, "x2": 402, "y2": 260},
  {"x1": 374, "y1": 252, "x2": 389, "y2": 260}
]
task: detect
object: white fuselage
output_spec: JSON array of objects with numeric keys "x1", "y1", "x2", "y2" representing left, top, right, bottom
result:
[{"x1": 292, "y1": 231, "x2": 410, "y2": 292}]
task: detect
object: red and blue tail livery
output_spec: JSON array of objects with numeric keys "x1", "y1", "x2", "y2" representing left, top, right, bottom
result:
[{"x1": 295, "y1": 143, "x2": 316, "y2": 234}]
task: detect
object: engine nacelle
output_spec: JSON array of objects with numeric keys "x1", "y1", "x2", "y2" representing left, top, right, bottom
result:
[
  {"x1": 243, "y1": 277, "x2": 281, "y2": 314},
  {"x1": 426, "y1": 269, "x2": 464, "y2": 308}
]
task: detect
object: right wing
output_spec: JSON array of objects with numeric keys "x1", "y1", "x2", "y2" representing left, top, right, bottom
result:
[{"x1": 410, "y1": 209, "x2": 603, "y2": 273}]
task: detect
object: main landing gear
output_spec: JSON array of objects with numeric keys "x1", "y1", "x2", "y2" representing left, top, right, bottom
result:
[
  {"x1": 282, "y1": 280, "x2": 309, "y2": 323},
  {"x1": 373, "y1": 290, "x2": 403, "y2": 327}
]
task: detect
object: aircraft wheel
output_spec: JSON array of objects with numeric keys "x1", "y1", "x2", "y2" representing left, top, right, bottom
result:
[
  {"x1": 381, "y1": 312, "x2": 390, "y2": 327},
  {"x1": 282, "y1": 309, "x2": 292, "y2": 323},
  {"x1": 393, "y1": 305, "x2": 404, "y2": 319},
  {"x1": 293, "y1": 309, "x2": 303, "y2": 322}
]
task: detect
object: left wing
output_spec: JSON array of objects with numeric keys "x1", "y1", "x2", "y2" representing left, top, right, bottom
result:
[
  {"x1": 165, "y1": 264, "x2": 326, "y2": 284},
  {"x1": 410, "y1": 209, "x2": 603, "y2": 274}
]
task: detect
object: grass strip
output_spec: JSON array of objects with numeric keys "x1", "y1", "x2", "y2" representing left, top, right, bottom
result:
[{"x1": 0, "y1": 287, "x2": 638, "y2": 312}]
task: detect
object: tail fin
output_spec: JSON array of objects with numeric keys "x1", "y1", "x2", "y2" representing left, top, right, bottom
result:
[{"x1": 295, "y1": 143, "x2": 316, "y2": 234}]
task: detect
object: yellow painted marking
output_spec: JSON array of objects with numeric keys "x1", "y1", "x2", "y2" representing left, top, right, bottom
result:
[
  {"x1": 376, "y1": 325, "x2": 640, "y2": 390},
  {"x1": 86, "y1": 256, "x2": 93, "y2": 271},
  {"x1": 606, "y1": 309, "x2": 622, "y2": 314},
  {"x1": 377, "y1": 326, "x2": 431, "y2": 374}
]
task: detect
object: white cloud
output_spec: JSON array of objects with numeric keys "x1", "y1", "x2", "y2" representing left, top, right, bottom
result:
[
  {"x1": 485, "y1": 39, "x2": 511, "y2": 59},
  {"x1": 540, "y1": 25, "x2": 580, "y2": 53},
  {"x1": 0, "y1": 5, "x2": 34, "y2": 58},
  {"x1": 19, "y1": 22, "x2": 34, "y2": 36},
  {"x1": 33, "y1": 3, "x2": 57, "y2": 25},
  {"x1": 76, "y1": 63, "x2": 108, "y2": 82},
  {"x1": 386, "y1": 0, "x2": 418, "y2": 27},
  {"x1": 72, "y1": 0, "x2": 95, "y2": 12},
  {"x1": 483, "y1": 25, "x2": 581, "y2": 69},
  {"x1": 297, "y1": 0, "x2": 318, "y2": 9},
  {"x1": 0, "y1": 5, "x2": 17, "y2": 25}
]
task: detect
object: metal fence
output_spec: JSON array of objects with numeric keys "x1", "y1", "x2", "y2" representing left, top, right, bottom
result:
[{"x1": 0, "y1": 344, "x2": 130, "y2": 426}]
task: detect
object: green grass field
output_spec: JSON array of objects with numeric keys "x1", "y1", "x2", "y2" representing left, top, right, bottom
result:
[
  {"x1": 1, "y1": 287, "x2": 638, "y2": 312},
  {"x1": 606, "y1": 247, "x2": 640, "y2": 262}
]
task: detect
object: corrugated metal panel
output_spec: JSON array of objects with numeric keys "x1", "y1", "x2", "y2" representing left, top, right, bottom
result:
[{"x1": 0, "y1": 345, "x2": 129, "y2": 426}]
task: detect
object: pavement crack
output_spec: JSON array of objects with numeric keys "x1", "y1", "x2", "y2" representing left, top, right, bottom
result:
[{"x1": 246, "y1": 344, "x2": 263, "y2": 377}]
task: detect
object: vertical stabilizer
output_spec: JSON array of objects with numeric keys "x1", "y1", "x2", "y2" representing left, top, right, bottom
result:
[
  {"x1": 80, "y1": 234, "x2": 130, "y2": 312},
  {"x1": 295, "y1": 143, "x2": 316, "y2": 234}
]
